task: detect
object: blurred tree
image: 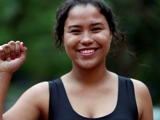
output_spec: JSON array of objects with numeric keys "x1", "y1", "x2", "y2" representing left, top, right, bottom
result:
[{"x1": 105, "y1": 0, "x2": 160, "y2": 105}]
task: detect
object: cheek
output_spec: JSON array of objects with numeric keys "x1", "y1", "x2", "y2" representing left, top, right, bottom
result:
[
  {"x1": 94, "y1": 33, "x2": 112, "y2": 45},
  {"x1": 64, "y1": 44, "x2": 73, "y2": 60},
  {"x1": 63, "y1": 36, "x2": 79, "y2": 57},
  {"x1": 64, "y1": 39, "x2": 76, "y2": 50},
  {"x1": 63, "y1": 33, "x2": 80, "y2": 47}
]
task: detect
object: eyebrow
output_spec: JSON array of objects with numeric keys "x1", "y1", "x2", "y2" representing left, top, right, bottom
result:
[
  {"x1": 90, "y1": 22, "x2": 104, "y2": 26},
  {"x1": 68, "y1": 25, "x2": 81, "y2": 29},
  {"x1": 68, "y1": 22, "x2": 104, "y2": 29}
]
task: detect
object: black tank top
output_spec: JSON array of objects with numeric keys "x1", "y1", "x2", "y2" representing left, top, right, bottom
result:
[{"x1": 49, "y1": 76, "x2": 138, "y2": 120}]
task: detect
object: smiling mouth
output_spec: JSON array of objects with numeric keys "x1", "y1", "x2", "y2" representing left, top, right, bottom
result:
[
  {"x1": 81, "y1": 49, "x2": 94, "y2": 54},
  {"x1": 78, "y1": 48, "x2": 98, "y2": 54}
]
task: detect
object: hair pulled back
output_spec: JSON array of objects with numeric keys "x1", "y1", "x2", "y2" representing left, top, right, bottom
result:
[{"x1": 54, "y1": 0, "x2": 125, "y2": 51}]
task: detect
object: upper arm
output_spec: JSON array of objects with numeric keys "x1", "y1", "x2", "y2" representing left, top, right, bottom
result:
[
  {"x1": 3, "y1": 82, "x2": 49, "y2": 120},
  {"x1": 131, "y1": 79, "x2": 153, "y2": 120}
]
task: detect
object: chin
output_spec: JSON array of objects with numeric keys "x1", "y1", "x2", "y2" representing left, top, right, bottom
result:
[{"x1": 79, "y1": 63, "x2": 100, "y2": 70}]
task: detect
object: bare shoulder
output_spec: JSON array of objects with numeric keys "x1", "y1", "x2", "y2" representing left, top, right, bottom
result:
[
  {"x1": 131, "y1": 78, "x2": 153, "y2": 120},
  {"x1": 131, "y1": 79, "x2": 150, "y2": 95},
  {"x1": 3, "y1": 82, "x2": 49, "y2": 120}
]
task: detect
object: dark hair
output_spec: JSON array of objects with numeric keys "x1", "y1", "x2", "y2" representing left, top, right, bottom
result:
[{"x1": 54, "y1": 0, "x2": 125, "y2": 52}]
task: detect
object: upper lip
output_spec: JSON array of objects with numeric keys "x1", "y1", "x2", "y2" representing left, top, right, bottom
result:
[{"x1": 77, "y1": 47, "x2": 99, "y2": 51}]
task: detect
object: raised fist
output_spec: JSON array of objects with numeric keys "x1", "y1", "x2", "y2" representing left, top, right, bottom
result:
[{"x1": 0, "y1": 41, "x2": 27, "y2": 74}]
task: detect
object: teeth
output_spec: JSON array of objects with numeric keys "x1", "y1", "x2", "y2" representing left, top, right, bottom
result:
[{"x1": 81, "y1": 49, "x2": 94, "y2": 54}]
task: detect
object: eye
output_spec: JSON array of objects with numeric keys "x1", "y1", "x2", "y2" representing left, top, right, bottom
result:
[
  {"x1": 71, "y1": 30, "x2": 80, "y2": 32},
  {"x1": 92, "y1": 27, "x2": 102, "y2": 32},
  {"x1": 70, "y1": 29, "x2": 81, "y2": 34}
]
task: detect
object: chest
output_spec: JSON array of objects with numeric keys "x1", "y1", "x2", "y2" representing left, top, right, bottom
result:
[
  {"x1": 66, "y1": 87, "x2": 118, "y2": 118},
  {"x1": 49, "y1": 78, "x2": 138, "y2": 120}
]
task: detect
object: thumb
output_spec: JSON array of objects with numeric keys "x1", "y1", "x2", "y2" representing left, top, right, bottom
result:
[{"x1": 20, "y1": 42, "x2": 27, "y2": 59}]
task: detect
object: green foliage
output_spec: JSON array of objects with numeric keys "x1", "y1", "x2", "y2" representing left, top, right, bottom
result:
[{"x1": 106, "y1": 0, "x2": 160, "y2": 105}]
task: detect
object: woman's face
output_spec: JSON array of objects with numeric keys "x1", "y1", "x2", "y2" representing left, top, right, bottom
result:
[{"x1": 63, "y1": 4, "x2": 112, "y2": 69}]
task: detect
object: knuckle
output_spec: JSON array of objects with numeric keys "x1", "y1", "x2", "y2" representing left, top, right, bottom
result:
[
  {"x1": 16, "y1": 41, "x2": 21, "y2": 44},
  {"x1": 8, "y1": 40, "x2": 15, "y2": 44},
  {"x1": 8, "y1": 41, "x2": 15, "y2": 47},
  {"x1": 2, "y1": 44, "x2": 9, "y2": 49},
  {"x1": 8, "y1": 41, "x2": 15, "y2": 46}
]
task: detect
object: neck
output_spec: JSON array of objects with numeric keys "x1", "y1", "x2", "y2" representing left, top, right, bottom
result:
[{"x1": 68, "y1": 62, "x2": 110, "y2": 86}]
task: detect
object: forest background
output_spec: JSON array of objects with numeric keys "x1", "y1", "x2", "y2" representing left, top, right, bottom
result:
[{"x1": 0, "y1": 0, "x2": 160, "y2": 112}]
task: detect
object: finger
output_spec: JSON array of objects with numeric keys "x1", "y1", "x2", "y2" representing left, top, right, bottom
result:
[
  {"x1": 8, "y1": 41, "x2": 16, "y2": 60},
  {"x1": 20, "y1": 42, "x2": 27, "y2": 53},
  {"x1": 20, "y1": 42, "x2": 27, "y2": 58},
  {"x1": 15, "y1": 41, "x2": 21, "y2": 58},
  {"x1": 2, "y1": 44, "x2": 11, "y2": 61},
  {"x1": 0, "y1": 46, "x2": 6, "y2": 61}
]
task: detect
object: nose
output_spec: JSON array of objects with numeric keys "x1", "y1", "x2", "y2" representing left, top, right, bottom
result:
[{"x1": 80, "y1": 31, "x2": 93, "y2": 45}]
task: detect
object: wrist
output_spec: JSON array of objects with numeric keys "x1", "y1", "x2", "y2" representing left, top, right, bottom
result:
[{"x1": 0, "y1": 72, "x2": 13, "y2": 82}]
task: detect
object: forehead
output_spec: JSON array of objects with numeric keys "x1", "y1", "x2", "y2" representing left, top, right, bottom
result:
[
  {"x1": 70, "y1": 4, "x2": 99, "y2": 13},
  {"x1": 65, "y1": 4, "x2": 107, "y2": 26}
]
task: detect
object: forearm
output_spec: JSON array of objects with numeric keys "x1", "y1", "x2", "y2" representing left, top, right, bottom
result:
[
  {"x1": 0, "y1": 41, "x2": 27, "y2": 120},
  {"x1": 0, "y1": 72, "x2": 13, "y2": 120}
]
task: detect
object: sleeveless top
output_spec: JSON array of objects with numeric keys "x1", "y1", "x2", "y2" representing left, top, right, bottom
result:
[{"x1": 48, "y1": 76, "x2": 138, "y2": 120}]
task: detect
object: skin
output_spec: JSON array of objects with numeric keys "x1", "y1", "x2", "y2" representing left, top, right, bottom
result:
[{"x1": 0, "y1": 4, "x2": 153, "y2": 120}]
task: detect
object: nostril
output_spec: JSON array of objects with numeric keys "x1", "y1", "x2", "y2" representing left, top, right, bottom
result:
[
  {"x1": 80, "y1": 37, "x2": 94, "y2": 45},
  {"x1": 80, "y1": 32, "x2": 93, "y2": 43}
]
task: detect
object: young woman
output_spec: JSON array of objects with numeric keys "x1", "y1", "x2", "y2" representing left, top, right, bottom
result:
[{"x1": 0, "y1": 0, "x2": 153, "y2": 120}]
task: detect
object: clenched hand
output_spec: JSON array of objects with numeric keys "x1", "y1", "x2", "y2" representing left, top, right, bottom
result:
[{"x1": 0, "y1": 41, "x2": 27, "y2": 74}]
